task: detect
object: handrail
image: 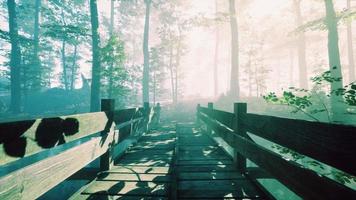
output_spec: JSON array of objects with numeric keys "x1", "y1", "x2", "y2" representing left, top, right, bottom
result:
[
  {"x1": 197, "y1": 102, "x2": 356, "y2": 199},
  {"x1": 0, "y1": 99, "x2": 159, "y2": 199}
]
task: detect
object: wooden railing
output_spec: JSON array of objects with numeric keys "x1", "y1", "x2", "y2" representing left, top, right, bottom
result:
[
  {"x1": 0, "y1": 99, "x2": 159, "y2": 199},
  {"x1": 197, "y1": 102, "x2": 356, "y2": 199}
]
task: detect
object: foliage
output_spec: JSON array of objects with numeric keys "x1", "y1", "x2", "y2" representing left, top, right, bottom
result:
[{"x1": 263, "y1": 68, "x2": 356, "y2": 122}]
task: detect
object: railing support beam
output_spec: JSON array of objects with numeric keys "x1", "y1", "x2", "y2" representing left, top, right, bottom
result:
[
  {"x1": 233, "y1": 102, "x2": 247, "y2": 173},
  {"x1": 100, "y1": 99, "x2": 115, "y2": 171}
]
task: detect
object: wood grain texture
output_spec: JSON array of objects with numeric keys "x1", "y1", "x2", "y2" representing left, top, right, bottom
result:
[
  {"x1": 0, "y1": 129, "x2": 118, "y2": 200},
  {"x1": 243, "y1": 113, "x2": 356, "y2": 176},
  {"x1": 0, "y1": 112, "x2": 108, "y2": 165}
]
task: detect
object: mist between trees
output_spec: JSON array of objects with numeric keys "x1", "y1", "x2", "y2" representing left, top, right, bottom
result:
[{"x1": 0, "y1": 0, "x2": 355, "y2": 125}]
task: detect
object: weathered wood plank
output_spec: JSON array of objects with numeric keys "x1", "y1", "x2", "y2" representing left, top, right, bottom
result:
[
  {"x1": 212, "y1": 109, "x2": 234, "y2": 129},
  {"x1": 178, "y1": 180, "x2": 261, "y2": 199},
  {"x1": 177, "y1": 159, "x2": 233, "y2": 165},
  {"x1": 179, "y1": 172, "x2": 243, "y2": 180},
  {"x1": 243, "y1": 113, "x2": 356, "y2": 176},
  {"x1": 232, "y1": 131, "x2": 356, "y2": 199},
  {"x1": 178, "y1": 164, "x2": 236, "y2": 173},
  {"x1": 82, "y1": 180, "x2": 169, "y2": 196},
  {"x1": 0, "y1": 112, "x2": 109, "y2": 165},
  {"x1": 109, "y1": 166, "x2": 170, "y2": 174},
  {"x1": 0, "y1": 129, "x2": 118, "y2": 200},
  {"x1": 72, "y1": 194, "x2": 168, "y2": 200},
  {"x1": 97, "y1": 172, "x2": 171, "y2": 182}
]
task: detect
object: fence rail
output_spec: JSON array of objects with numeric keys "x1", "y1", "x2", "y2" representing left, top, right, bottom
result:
[
  {"x1": 197, "y1": 102, "x2": 356, "y2": 199},
  {"x1": 0, "y1": 99, "x2": 159, "y2": 199}
]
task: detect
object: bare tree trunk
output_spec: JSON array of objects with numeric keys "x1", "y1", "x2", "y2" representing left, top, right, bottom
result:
[
  {"x1": 293, "y1": 0, "x2": 308, "y2": 89},
  {"x1": 61, "y1": 40, "x2": 68, "y2": 90},
  {"x1": 90, "y1": 0, "x2": 101, "y2": 112},
  {"x1": 174, "y1": 27, "x2": 182, "y2": 105},
  {"x1": 70, "y1": 44, "x2": 78, "y2": 90},
  {"x1": 347, "y1": 0, "x2": 355, "y2": 82},
  {"x1": 7, "y1": 0, "x2": 22, "y2": 113},
  {"x1": 289, "y1": 47, "x2": 295, "y2": 86},
  {"x1": 61, "y1": 3, "x2": 68, "y2": 90},
  {"x1": 169, "y1": 40, "x2": 175, "y2": 104},
  {"x1": 229, "y1": 0, "x2": 240, "y2": 99},
  {"x1": 213, "y1": 0, "x2": 219, "y2": 98},
  {"x1": 108, "y1": 0, "x2": 115, "y2": 98},
  {"x1": 32, "y1": 0, "x2": 41, "y2": 90},
  {"x1": 324, "y1": 0, "x2": 344, "y2": 121},
  {"x1": 142, "y1": 0, "x2": 151, "y2": 104}
]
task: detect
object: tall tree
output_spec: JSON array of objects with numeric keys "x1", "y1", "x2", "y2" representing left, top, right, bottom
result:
[
  {"x1": 324, "y1": 0, "x2": 344, "y2": 120},
  {"x1": 293, "y1": 0, "x2": 308, "y2": 89},
  {"x1": 32, "y1": 0, "x2": 42, "y2": 90},
  {"x1": 214, "y1": 0, "x2": 219, "y2": 98},
  {"x1": 229, "y1": 0, "x2": 240, "y2": 99},
  {"x1": 142, "y1": 0, "x2": 151, "y2": 104},
  {"x1": 347, "y1": 0, "x2": 355, "y2": 82},
  {"x1": 89, "y1": 0, "x2": 101, "y2": 111},
  {"x1": 7, "y1": 0, "x2": 22, "y2": 113}
]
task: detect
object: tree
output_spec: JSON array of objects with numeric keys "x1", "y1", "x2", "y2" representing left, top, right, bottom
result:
[
  {"x1": 214, "y1": 0, "x2": 220, "y2": 98},
  {"x1": 293, "y1": 0, "x2": 308, "y2": 89},
  {"x1": 142, "y1": 0, "x2": 151, "y2": 104},
  {"x1": 229, "y1": 0, "x2": 240, "y2": 99},
  {"x1": 324, "y1": 0, "x2": 344, "y2": 121},
  {"x1": 7, "y1": 0, "x2": 22, "y2": 113},
  {"x1": 89, "y1": 0, "x2": 101, "y2": 112},
  {"x1": 32, "y1": 0, "x2": 41, "y2": 91},
  {"x1": 346, "y1": 0, "x2": 355, "y2": 82}
]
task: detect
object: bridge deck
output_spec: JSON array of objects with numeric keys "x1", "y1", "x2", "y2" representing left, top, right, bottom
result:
[{"x1": 71, "y1": 123, "x2": 266, "y2": 199}]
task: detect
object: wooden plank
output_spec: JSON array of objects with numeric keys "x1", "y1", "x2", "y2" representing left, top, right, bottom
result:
[
  {"x1": 0, "y1": 130, "x2": 118, "y2": 200},
  {"x1": 82, "y1": 180, "x2": 169, "y2": 196},
  {"x1": 96, "y1": 172, "x2": 170, "y2": 182},
  {"x1": 177, "y1": 159, "x2": 233, "y2": 165},
  {"x1": 68, "y1": 167, "x2": 100, "y2": 180},
  {"x1": 0, "y1": 112, "x2": 108, "y2": 165},
  {"x1": 178, "y1": 180, "x2": 261, "y2": 199},
  {"x1": 243, "y1": 113, "x2": 356, "y2": 176},
  {"x1": 72, "y1": 194, "x2": 168, "y2": 200},
  {"x1": 212, "y1": 109, "x2": 234, "y2": 129},
  {"x1": 178, "y1": 164, "x2": 236, "y2": 173},
  {"x1": 109, "y1": 166, "x2": 170, "y2": 174},
  {"x1": 179, "y1": 172, "x2": 243, "y2": 180},
  {"x1": 232, "y1": 131, "x2": 356, "y2": 199}
]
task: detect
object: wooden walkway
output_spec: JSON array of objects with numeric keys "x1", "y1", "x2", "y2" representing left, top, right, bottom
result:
[{"x1": 71, "y1": 123, "x2": 266, "y2": 200}]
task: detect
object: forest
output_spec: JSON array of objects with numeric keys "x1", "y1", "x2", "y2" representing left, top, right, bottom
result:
[
  {"x1": 0, "y1": 0, "x2": 356, "y2": 199},
  {"x1": 0, "y1": 0, "x2": 356, "y2": 124}
]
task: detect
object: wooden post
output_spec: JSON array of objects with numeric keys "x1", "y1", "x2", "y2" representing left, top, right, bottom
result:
[
  {"x1": 100, "y1": 99, "x2": 115, "y2": 171},
  {"x1": 207, "y1": 102, "x2": 213, "y2": 135},
  {"x1": 233, "y1": 102, "x2": 247, "y2": 173}
]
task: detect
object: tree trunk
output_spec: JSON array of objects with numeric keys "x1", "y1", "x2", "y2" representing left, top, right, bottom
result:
[
  {"x1": 7, "y1": 0, "x2": 22, "y2": 113},
  {"x1": 61, "y1": 40, "x2": 68, "y2": 90},
  {"x1": 32, "y1": 0, "x2": 41, "y2": 91},
  {"x1": 213, "y1": 0, "x2": 219, "y2": 98},
  {"x1": 174, "y1": 27, "x2": 182, "y2": 105},
  {"x1": 108, "y1": 0, "x2": 115, "y2": 99},
  {"x1": 324, "y1": 0, "x2": 344, "y2": 121},
  {"x1": 110, "y1": 0, "x2": 114, "y2": 36},
  {"x1": 169, "y1": 40, "x2": 175, "y2": 104},
  {"x1": 294, "y1": 0, "x2": 308, "y2": 89},
  {"x1": 347, "y1": 0, "x2": 355, "y2": 82},
  {"x1": 90, "y1": 0, "x2": 101, "y2": 112},
  {"x1": 229, "y1": 0, "x2": 240, "y2": 99},
  {"x1": 142, "y1": 0, "x2": 151, "y2": 104},
  {"x1": 60, "y1": 3, "x2": 68, "y2": 90},
  {"x1": 70, "y1": 44, "x2": 78, "y2": 90}
]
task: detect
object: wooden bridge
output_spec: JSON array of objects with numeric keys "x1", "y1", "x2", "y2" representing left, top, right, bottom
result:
[{"x1": 0, "y1": 100, "x2": 355, "y2": 199}]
